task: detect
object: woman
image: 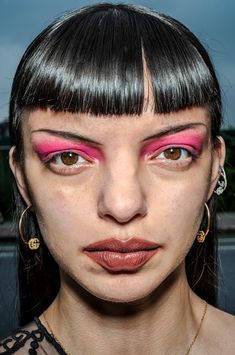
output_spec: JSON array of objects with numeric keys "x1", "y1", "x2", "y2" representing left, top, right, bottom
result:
[{"x1": 1, "y1": 3, "x2": 234, "y2": 354}]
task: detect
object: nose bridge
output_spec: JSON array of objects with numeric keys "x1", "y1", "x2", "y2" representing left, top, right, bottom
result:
[{"x1": 98, "y1": 150, "x2": 147, "y2": 222}]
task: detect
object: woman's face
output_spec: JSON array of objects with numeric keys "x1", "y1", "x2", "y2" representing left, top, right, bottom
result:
[{"x1": 11, "y1": 107, "x2": 224, "y2": 302}]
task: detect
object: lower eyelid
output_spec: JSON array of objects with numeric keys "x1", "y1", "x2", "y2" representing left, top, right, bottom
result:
[
  {"x1": 46, "y1": 163, "x2": 89, "y2": 176},
  {"x1": 45, "y1": 155, "x2": 92, "y2": 175}
]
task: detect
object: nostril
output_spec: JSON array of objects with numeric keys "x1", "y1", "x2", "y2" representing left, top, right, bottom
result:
[
  {"x1": 97, "y1": 174, "x2": 147, "y2": 223},
  {"x1": 97, "y1": 198, "x2": 147, "y2": 224},
  {"x1": 98, "y1": 211, "x2": 147, "y2": 224}
]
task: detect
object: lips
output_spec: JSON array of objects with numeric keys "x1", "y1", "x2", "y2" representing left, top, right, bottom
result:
[{"x1": 83, "y1": 238, "x2": 160, "y2": 272}]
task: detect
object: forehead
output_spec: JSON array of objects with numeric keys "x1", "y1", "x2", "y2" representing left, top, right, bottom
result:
[{"x1": 23, "y1": 107, "x2": 210, "y2": 142}]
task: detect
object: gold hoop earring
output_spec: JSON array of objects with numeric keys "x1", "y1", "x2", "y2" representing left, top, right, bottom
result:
[
  {"x1": 196, "y1": 203, "x2": 211, "y2": 243},
  {"x1": 214, "y1": 166, "x2": 227, "y2": 195},
  {"x1": 19, "y1": 206, "x2": 40, "y2": 250}
]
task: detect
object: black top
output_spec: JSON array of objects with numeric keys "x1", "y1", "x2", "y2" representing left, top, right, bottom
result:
[{"x1": 0, "y1": 318, "x2": 67, "y2": 355}]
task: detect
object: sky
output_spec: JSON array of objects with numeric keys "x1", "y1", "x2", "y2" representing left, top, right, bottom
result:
[{"x1": 0, "y1": 0, "x2": 235, "y2": 127}]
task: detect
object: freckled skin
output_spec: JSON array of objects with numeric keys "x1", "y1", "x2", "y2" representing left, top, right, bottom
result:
[
  {"x1": 13, "y1": 107, "x2": 222, "y2": 304},
  {"x1": 10, "y1": 107, "x2": 234, "y2": 355}
]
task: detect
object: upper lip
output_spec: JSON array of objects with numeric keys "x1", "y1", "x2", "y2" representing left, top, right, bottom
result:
[{"x1": 84, "y1": 238, "x2": 159, "y2": 252}]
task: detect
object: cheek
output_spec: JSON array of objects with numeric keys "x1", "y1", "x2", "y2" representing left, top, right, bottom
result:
[
  {"x1": 148, "y1": 161, "x2": 211, "y2": 243},
  {"x1": 25, "y1": 173, "x2": 95, "y2": 248}
]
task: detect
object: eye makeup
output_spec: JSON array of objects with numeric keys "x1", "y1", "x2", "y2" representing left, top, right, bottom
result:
[
  {"x1": 31, "y1": 127, "x2": 207, "y2": 175},
  {"x1": 32, "y1": 138, "x2": 104, "y2": 162},
  {"x1": 141, "y1": 129, "x2": 207, "y2": 158}
]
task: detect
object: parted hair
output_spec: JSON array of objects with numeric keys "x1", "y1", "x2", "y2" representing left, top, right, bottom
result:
[{"x1": 9, "y1": 3, "x2": 222, "y2": 325}]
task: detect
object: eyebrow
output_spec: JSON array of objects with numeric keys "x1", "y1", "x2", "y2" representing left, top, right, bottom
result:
[
  {"x1": 31, "y1": 129, "x2": 102, "y2": 146},
  {"x1": 32, "y1": 122, "x2": 207, "y2": 146},
  {"x1": 142, "y1": 123, "x2": 207, "y2": 142}
]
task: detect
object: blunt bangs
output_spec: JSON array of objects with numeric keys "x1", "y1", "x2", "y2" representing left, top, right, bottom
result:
[
  {"x1": 10, "y1": 4, "x2": 221, "y2": 132},
  {"x1": 9, "y1": 4, "x2": 223, "y2": 322}
]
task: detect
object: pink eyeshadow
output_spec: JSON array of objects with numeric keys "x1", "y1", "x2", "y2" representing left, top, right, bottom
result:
[
  {"x1": 141, "y1": 129, "x2": 206, "y2": 157},
  {"x1": 32, "y1": 138, "x2": 103, "y2": 160}
]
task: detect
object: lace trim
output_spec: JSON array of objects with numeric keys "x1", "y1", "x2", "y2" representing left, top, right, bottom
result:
[
  {"x1": 0, "y1": 324, "x2": 44, "y2": 354},
  {"x1": 0, "y1": 318, "x2": 67, "y2": 355},
  {"x1": 35, "y1": 318, "x2": 67, "y2": 354}
]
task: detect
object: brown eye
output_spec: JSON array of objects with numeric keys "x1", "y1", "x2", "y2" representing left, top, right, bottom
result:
[
  {"x1": 61, "y1": 152, "x2": 79, "y2": 165},
  {"x1": 163, "y1": 148, "x2": 182, "y2": 160}
]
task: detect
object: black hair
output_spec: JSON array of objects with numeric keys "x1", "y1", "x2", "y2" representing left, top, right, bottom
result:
[{"x1": 9, "y1": 3, "x2": 222, "y2": 325}]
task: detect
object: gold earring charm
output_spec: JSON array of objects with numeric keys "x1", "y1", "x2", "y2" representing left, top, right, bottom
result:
[
  {"x1": 19, "y1": 206, "x2": 40, "y2": 250},
  {"x1": 196, "y1": 203, "x2": 211, "y2": 243},
  {"x1": 214, "y1": 166, "x2": 227, "y2": 196}
]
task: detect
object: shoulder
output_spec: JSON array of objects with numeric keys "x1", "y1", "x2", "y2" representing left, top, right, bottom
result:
[
  {"x1": 208, "y1": 305, "x2": 235, "y2": 333},
  {"x1": 203, "y1": 305, "x2": 235, "y2": 354},
  {"x1": 0, "y1": 320, "x2": 44, "y2": 355}
]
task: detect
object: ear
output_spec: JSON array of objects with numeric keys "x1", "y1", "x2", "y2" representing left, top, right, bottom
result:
[
  {"x1": 206, "y1": 136, "x2": 226, "y2": 200},
  {"x1": 9, "y1": 146, "x2": 32, "y2": 206}
]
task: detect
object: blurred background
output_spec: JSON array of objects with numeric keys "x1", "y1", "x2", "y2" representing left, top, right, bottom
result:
[{"x1": 0, "y1": 0, "x2": 234, "y2": 338}]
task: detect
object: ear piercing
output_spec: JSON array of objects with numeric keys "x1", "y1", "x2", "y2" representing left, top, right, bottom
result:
[
  {"x1": 19, "y1": 205, "x2": 40, "y2": 250},
  {"x1": 196, "y1": 203, "x2": 210, "y2": 243},
  {"x1": 214, "y1": 167, "x2": 227, "y2": 196}
]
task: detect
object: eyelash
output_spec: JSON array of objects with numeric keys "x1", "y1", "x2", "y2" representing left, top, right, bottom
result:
[
  {"x1": 40, "y1": 145, "x2": 198, "y2": 176},
  {"x1": 43, "y1": 150, "x2": 94, "y2": 175},
  {"x1": 148, "y1": 146, "x2": 198, "y2": 167}
]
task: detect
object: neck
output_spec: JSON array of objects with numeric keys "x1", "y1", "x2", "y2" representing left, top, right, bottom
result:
[{"x1": 42, "y1": 265, "x2": 204, "y2": 355}]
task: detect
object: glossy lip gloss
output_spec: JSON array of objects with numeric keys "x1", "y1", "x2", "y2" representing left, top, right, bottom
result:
[{"x1": 83, "y1": 238, "x2": 160, "y2": 272}]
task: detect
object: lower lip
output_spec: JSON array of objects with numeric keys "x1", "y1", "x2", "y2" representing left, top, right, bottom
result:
[{"x1": 84, "y1": 249, "x2": 159, "y2": 272}]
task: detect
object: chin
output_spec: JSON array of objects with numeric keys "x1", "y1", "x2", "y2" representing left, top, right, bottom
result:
[
  {"x1": 61, "y1": 260, "x2": 180, "y2": 307},
  {"x1": 82, "y1": 275, "x2": 162, "y2": 305},
  {"x1": 93, "y1": 289, "x2": 149, "y2": 304},
  {"x1": 64, "y1": 269, "x2": 157, "y2": 304}
]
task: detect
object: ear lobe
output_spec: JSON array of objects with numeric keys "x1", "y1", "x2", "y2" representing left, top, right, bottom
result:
[
  {"x1": 9, "y1": 146, "x2": 32, "y2": 206},
  {"x1": 206, "y1": 136, "x2": 226, "y2": 201}
]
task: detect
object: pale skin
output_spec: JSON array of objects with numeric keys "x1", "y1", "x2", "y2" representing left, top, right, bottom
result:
[{"x1": 10, "y1": 106, "x2": 235, "y2": 354}]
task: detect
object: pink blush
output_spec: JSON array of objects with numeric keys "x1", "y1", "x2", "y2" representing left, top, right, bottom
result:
[
  {"x1": 32, "y1": 139, "x2": 103, "y2": 160},
  {"x1": 141, "y1": 130, "x2": 206, "y2": 157}
]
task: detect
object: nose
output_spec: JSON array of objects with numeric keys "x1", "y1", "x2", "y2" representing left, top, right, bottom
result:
[{"x1": 97, "y1": 161, "x2": 147, "y2": 224}]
